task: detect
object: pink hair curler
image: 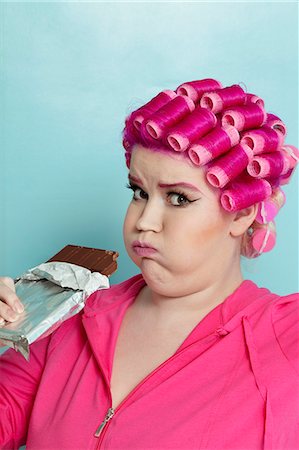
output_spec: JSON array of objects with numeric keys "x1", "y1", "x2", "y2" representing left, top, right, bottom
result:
[
  {"x1": 176, "y1": 78, "x2": 222, "y2": 103},
  {"x1": 220, "y1": 178, "x2": 272, "y2": 212},
  {"x1": 240, "y1": 125, "x2": 283, "y2": 155},
  {"x1": 278, "y1": 145, "x2": 299, "y2": 184},
  {"x1": 255, "y1": 188, "x2": 286, "y2": 224},
  {"x1": 247, "y1": 151, "x2": 292, "y2": 179},
  {"x1": 279, "y1": 168, "x2": 295, "y2": 185},
  {"x1": 188, "y1": 125, "x2": 239, "y2": 166},
  {"x1": 266, "y1": 113, "x2": 287, "y2": 136},
  {"x1": 200, "y1": 84, "x2": 246, "y2": 113},
  {"x1": 206, "y1": 144, "x2": 253, "y2": 188},
  {"x1": 281, "y1": 145, "x2": 299, "y2": 168},
  {"x1": 222, "y1": 104, "x2": 267, "y2": 131},
  {"x1": 252, "y1": 222, "x2": 276, "y2": 254},
  {"x1": 166, "y1": 107, "x2": 217, "y2": 152},
  {"x1": 132, "y1": 90, "x2": 177, "y2": 131},
  {"x1": 245, "y1": 93, "x2": 265, "y2": 108},
  {"x1": 144, "y1": 95, "x2": 195, "y2": 140}
]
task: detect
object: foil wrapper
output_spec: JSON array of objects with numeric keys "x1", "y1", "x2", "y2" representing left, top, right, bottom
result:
[{"x1": 0, "y1": 262, "x2": 109, "y2": 360}]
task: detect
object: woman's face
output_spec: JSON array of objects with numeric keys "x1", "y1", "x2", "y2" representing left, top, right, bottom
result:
[{"x1": 123, "y1": 145, "x2": 239, "y2": 297}]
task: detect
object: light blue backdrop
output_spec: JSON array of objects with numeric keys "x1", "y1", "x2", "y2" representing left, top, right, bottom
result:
[{"x1": 1, "y1": 1, "x2": 298, "y2": 295}]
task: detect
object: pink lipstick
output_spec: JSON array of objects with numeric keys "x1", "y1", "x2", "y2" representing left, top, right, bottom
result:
[{"x1": 132, "y1": 241, "x2": 157, "y2": 257}]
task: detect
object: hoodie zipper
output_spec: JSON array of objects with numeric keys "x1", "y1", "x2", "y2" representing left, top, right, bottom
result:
[
  {"x1": 94, "y1": 407, "x2": 115, "y2": 438},
  {"x1": 94, "y1": 330, "x2": 225, "y2": 449}
]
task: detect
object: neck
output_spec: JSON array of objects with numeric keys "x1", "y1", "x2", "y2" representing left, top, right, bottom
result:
[{"x1": 140, "y1": 260, "x2": 243, "y2": 319}]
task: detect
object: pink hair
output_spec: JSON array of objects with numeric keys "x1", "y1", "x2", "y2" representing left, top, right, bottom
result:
[{"x1": 122, "y1": 78, "x2": 298, "y2": 257}]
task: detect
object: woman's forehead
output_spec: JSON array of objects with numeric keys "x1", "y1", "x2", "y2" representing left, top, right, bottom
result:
[
  {"x1": 131, "y1": 144, "x2": 201, "y2": 174},
  {"x1": 129, "y1": 145, "x2": 218, "y2": 195}
]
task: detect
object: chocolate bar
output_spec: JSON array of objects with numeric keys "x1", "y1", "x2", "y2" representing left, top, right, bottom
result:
[
  {"x1": 47, "y1": 245, "x2": 119, "y2": 276},
  {"x1": 0, "y1": 245, "x2": 119, "y2": 359}
]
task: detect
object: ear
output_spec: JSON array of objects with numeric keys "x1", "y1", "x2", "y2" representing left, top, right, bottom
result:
[{"x1": 230, "y1": 204, "x2": 259, "y2": 237}]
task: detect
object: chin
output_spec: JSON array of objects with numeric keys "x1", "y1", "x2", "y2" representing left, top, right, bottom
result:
[{"x1": 139, "y1": 261, "x2": 178, "y2": 296}]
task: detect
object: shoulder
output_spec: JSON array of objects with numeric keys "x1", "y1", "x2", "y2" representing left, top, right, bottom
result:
[
  {"x1": 271, "y1": 292, "x2": 299, "y2": 375},
  {"x1": 238, "y1": 282, "x2": 299, "y2": 376},
  {"x1": 83, "y1": 273, "x2": 145, "y2": 316},
  {"x1": 241, "y1": 280, "x2": 298, "y2": 317},
  {"x1": 251, "y1": 286, "x2": 299, "y2": 376}
]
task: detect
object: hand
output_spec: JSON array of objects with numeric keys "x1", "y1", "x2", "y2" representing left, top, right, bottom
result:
[{"x1": 0, "y1": 277, "x2": 24, "y2": 325}]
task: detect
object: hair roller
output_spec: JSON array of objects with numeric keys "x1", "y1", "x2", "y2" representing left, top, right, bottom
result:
[
  {"x1": 279, "y1": 168, "x2": 295, "y2": 185},
  {"x1": 206, "y1": 144, "x2": 253, "y2": 188},
  {"x1": 245, "y1": 94, "x2": 265, "y2": 108},
  {"x1": 200, "y1": 85, "x2": 246, "y2": 114},
  {"x1": 240, "y1": 125, "x2": 283, "y2": 155},
  {"x1": 247, "y1": 151, "x2": 292, "y2": 179},
  {"x1": 266, "y1": 113, "x2": 287, "y2": 136},
  {"x1": 251, "y1": 221, "x2": 276, "y2": 254},
  {"x1": 131, "y1": 90, "x2": 177, "y2": 131},
  {"x1": 165, "y1": 107, "x2": 217, "y2": 152},
  {"x1": 279, "y1": 145, "x2": 299, "y2": 185},
  {"x1": 222, "y1": 104, "x2": 267, "y2": 131},
  {"x1": 188, "y1": 125, "x2": 240, "y2": 166},
  {"x1": 220, "y1": 177, "x2": 272, "y2": 212},
  {"x1": 143, "y1": 95, "x2": 195, "y2": 140},
  {"x1": 176, "y1": 79, "x2": 222, "y2": 103},
  {"x1": 281, "y1": 145, "x2": 299, "y2": 167},
  {"x1": 255, "y1": 187, "x2": 286, "y2": 224},
  {"x1": 241, "y1": 221, "x2": 277, "y2": 257}
]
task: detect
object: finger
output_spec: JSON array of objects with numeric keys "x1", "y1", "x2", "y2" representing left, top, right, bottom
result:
[
  {"x1": 0, "y1": 301, "x2": 21, "y2": 322},
  {"x1": 0, "y1": 277, "x2": 16, "y2": 293},
  {"x1": 0, "y1": 282, "x2": 24, "y2": 314}
]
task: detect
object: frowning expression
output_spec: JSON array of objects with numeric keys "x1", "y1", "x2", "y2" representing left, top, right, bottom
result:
[{"x1": 123, "y1": 145, "x2": 237, "y2": 297}]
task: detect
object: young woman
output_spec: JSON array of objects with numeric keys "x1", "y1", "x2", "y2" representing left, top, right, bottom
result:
[{"x1": 0, "y1": 78, "x2": 298, "y2": 449}]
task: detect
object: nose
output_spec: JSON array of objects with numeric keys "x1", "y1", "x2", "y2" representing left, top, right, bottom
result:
[{"x1": 136, "y1": 199, "x2": 163, "y2": 233}]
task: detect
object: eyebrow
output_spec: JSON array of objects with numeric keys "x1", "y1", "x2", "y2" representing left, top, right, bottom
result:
[
  {"x1": 128, "y1": 175, "x2": 142, "y2": 184},
  {"x1": 158, "y1": 182, "x2": 202, "y2": 193},
  {"x1": 128, "y1": 175, "x2": 203, "y2": 193}
]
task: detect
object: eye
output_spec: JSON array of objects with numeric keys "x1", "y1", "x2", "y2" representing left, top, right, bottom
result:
[
  {"x1": 126, "y1": 183, "x2": 148, "y2": 201},
  {"x1": 133, "y1": 187, "x2": 148, "y2": 201},
  {"x1": 168, "y1": 192, "x2": 191, "y2": 207}
]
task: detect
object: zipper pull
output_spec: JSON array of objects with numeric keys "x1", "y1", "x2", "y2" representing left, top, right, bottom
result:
[{"x1": 94, "y1": 408, "x2": 115, "y2": 437}]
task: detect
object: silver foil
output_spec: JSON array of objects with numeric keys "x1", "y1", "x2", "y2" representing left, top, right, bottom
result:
[{"x1": 0, "y1": 262, "x2": 109, "y2": 360}]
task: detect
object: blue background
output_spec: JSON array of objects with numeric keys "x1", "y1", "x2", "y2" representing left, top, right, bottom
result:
[{"x1": 1, "y1": 1, "x2": 298, "y2": 294}]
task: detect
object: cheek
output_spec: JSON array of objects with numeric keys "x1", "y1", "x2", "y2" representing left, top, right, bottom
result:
[{"x1": 171, "y1": 213, "x2": 228, "y2": 254}]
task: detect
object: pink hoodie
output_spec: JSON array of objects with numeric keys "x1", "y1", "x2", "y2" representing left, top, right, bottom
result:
[{"x1": 0, "y1": 274, "x2": 298, "y2": 449}]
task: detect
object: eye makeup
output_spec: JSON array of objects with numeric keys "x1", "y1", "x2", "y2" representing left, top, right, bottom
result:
[{"x1": 125, "y1": 182, "x2": 200, "y2": 208}]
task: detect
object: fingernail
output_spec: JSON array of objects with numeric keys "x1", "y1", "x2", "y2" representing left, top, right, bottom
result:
[{"x1": 13, "y1": 302, "x2": 24, "y2": 314}]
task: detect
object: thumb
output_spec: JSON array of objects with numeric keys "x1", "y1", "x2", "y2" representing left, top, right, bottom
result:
[{"x1": 0, "y1": 277, "x2": 16, "y2": 293}]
